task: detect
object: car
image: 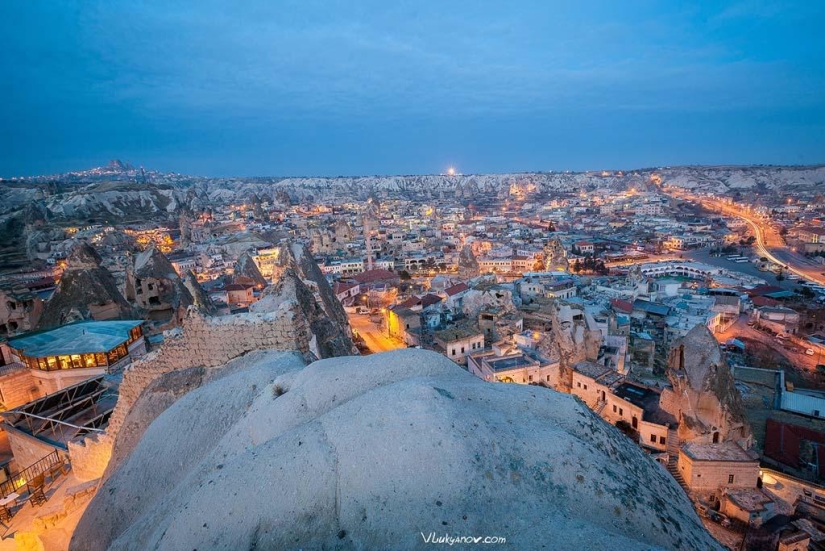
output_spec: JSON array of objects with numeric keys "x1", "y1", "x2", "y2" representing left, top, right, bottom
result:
[
  {"x1": 806, "y1": 349, "x2": 815, "y2": 356},
  {"x1": 777, "y1": 334, "x2": 788, "y2": 340},
  {"x1": 747, "y1": 321, "x2": 755, "y2": 326}
]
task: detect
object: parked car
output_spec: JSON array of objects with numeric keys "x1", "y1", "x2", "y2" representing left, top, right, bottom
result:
[{"x1": 806, "y1": 349, "x2": 815, "y2": 356}]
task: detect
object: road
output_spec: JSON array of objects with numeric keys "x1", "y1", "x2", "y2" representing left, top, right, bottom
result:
[
  {"x1": 716, "y1": 314, "x2": 821, "y2": 376},
  {"x1": 347, "y1": 313, "x2": 404, "y2": 353},
  {"x1": 686, "y1": 195, "x2": 825, "y2": 286}
]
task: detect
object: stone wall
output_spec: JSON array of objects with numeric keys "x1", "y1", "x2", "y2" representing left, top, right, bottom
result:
[
  {"x1": 0, "y1": 368, "x2": 38, "y2": 410},
  {"x1": 5, "y1": 426, "x2": 65, "y2": 471},
  {"x1": 105, "y1": 304, "x2": 309, "y2": 440},
  {"x1": 67, "y1": 434, "x2": 113, "y2": 483}
]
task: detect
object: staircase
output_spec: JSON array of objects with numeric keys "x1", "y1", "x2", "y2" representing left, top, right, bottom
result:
[
  {"x1": 593, "y1": 400, "x2": 607, "y2": 416},
  {"x1": 666, "y1": 428, "x2": 689, "y2": 493}
]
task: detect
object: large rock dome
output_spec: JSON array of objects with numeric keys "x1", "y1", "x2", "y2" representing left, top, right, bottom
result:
[{"x1": 72, "y1": 349, "x2": 720, "y2": 550}]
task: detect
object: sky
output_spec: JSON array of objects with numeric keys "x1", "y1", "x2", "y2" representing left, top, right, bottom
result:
[{"x1": 1, "y1": 0, "x2": 824, "y2": 177}]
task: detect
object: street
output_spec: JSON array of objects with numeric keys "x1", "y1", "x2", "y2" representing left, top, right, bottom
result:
[
  {"x1": 716, "y1": 314, "x2": 822, "y2": 378},
  {"x1": 347, "y1": 313, "x2": 405, "y2": 354},
  {"x1": 689, "y1": 195, "x2": 825, "y2": 286}
]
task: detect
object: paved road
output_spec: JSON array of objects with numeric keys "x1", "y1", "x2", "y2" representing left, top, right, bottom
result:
[
  {"x1": 347, "y1": 313, "x2": 404, "y2": 353},
  {"x1": 716, "y1": 314, "x2": 821, "y2": 375},
  {"x1": 689, "y1": 196, "x2": 825, "y2": 286}
]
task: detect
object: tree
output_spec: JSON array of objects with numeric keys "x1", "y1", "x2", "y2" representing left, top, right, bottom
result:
[
  {"x1": 399, "y1": 270, "x2": 411, "y2": 281},
  {"x1": 572, "y1": 259, "x2": 581, "y2": 273}
]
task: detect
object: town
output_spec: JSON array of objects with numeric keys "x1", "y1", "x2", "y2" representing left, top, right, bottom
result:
[{"x1": 0, "y1": 162, "x2": 824, "y2": 549}]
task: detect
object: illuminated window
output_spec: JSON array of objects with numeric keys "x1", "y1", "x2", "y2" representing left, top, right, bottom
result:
[
  {"x1": 46, "y1": 357, "x2": 57, "y2": 370},
  {"x1": 58, "y1": 356, "x2": 71, "y2": 370},
  {"x1": 71, "y1": 355, "x2": 83, "y2": 368},
  {"x1": 84, "y1": 354, "x2": 97, "y2": 367},
  {"x1": 96, "y1": 353, "x2": 107, "y2": 366}
]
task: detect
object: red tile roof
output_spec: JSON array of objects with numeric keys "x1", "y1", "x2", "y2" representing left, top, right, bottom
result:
[
  {"x1": 333, "y1": 281, "x2": 358, "y2": 295},
  {"x1": 225, "y1": 283, "x2": 253, "y2": 291},
  {"x1": 611, "y1": 298, "x2": 633, "y2": 314},
  {"x1": 421, "y1": 294, "x2": 443, "y2": 308},
  {"x1": 353, "y1": 269, "x2": 399, "y2": 284},
  {"x1": 444, "y1": 283, "x2": 468, "y2": 296}
]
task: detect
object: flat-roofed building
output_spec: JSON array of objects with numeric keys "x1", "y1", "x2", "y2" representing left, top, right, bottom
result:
[
  {"x1": 468, "y1": 348, "x2": 553, "y2": 385},
  {"x1": 4, "y1": 320, "x2": 146, "y2": 400},
  {"x1": 677, "y1": 441, "x2": 760, "y2": 493},
  {"x1": 432, "y1": 325, "x2": 485, "y2": 365}
]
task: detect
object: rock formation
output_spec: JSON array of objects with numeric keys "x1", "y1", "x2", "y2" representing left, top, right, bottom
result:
[
  {"x1": 266, "y1": 242, "x2": 352, "y2": 337},
  {"x1": 250, "y1": 266, "x2": 356, "y2": 358},
  {"x1": 37, "y1": 242, "x2": 134, "y2": 329},
  {"x1": 659, "y1": 325, "x2": 752, "y2": 448},
  {"x1": 125, "y1": 245, "x2": 212, "y2": 328},
  {"x1": 72, "y1": 349, "x2": 721, "y2": 551},
  {"x1": 458, "y1": 245, "x2": 480, "y2": 279},
  {"x1": 543, "y1": 237, "x2": 569, "y2": 272},
  {"x1": 182, "y1": 271, "x2": 216, "y2": 316},
  {"x1": 233, "y1": 251, "x2": 268, "y2": 288},
  {"x1": 537, "y1": 301, "x2": 603, "y2": 391},
  {"x1": 460, "y1": 285, "x2": 516, "y2": 319},
  {"x1": 67, "y1": 249, "x2": 356, "y2": 484}
]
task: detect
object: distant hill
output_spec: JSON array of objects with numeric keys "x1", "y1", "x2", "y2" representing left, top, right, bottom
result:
[{"x1": 1, "y1": 162, "x2": 823, "y2": 222}]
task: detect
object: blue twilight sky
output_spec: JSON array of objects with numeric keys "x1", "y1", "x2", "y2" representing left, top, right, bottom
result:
[{"x1": 1, "y1": 1, "x2": 824, "y2": 177}]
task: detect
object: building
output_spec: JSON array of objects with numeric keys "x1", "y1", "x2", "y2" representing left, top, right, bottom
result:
[
  {"x1": 677, "y1": 441, "x2": 760, "y2": 493},
  {"x1": 467, "y1": 348, "x2": 557, "y2": 385},
  {"x1": 432, "y1": 325, "x2": 484, "y2": 365},
  {"x1": 753, "y1": 306, "x2": 800, "y2": 335},
  {"x1": 797, "y1": 227, "x2": 825, "y2": 244},
  {"x1": 0, "y1": 284, "x2": 43, "y2": 338},
  {"x1": 570, "y1": 362, "x2": 673, "y2": 452},
  {"x1": 2, "y1": 320, "x2": 145, "y2": 406},
  {"x1": 385, "y1": 306, "x2": 421, "y2": 346},
  {"x1": 720, "y1": 488, "x2": 776, "y2": 527},
  {"x1": 225, "y1": 284, "x2": 255, "y2": 307}
]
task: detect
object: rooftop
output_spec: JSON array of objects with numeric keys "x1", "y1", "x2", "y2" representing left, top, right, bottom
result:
[
  {"x1": 8, "y1": 320, "x2": 143, "y2": 358},
  {"x1": 486, "y1": 354, "x2": 538, "y2": 372},
  {"x1": 433, "y1": 324, "x2": 483, "y2": 342},
  {"x1": 724, "y1": 488, "x2": 773, "y2": 512},
  {"x1": 682, "y1": 441, "x2": 756, "y2": 463},
  {"x1": 573, "y1": 360, "x2": 612, "y2": 380}
]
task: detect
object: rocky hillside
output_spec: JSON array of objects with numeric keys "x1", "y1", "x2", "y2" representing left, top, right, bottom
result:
[
  {"x1": 72, "y1": 349, "x2": 721, "y2": 550},
  {"x1": 2, "y1": 162, "x2": 823, "y2": 221}
]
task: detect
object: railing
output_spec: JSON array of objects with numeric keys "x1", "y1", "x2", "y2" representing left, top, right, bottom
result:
[{"x1": 0, "y1": 450, "x2": 62, "y2": 498}]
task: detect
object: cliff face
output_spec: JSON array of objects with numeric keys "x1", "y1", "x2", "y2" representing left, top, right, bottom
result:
[
  {"x1": 233, "y1": 251, "x2": 268, "y2": 288},
  {"x1": 37, "y1": 242, "x2": 134, "y2": 328},
  {"x1": 537, "y1": 302, "x2": 603, "y2": 391},
  {"x1": 661, "y1": 325, "x2": 752, "y2": 447},
  {"x1": 72, "y1": 349, "x2": 721, "y2": 551}
]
